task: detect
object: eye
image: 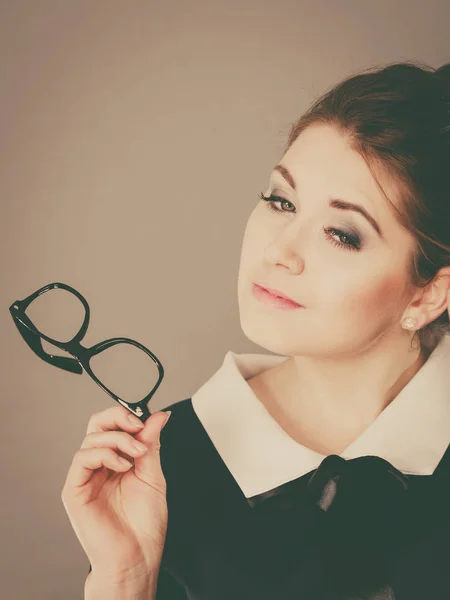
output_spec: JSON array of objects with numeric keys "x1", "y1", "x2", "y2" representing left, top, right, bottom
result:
[
  {"x1": 258, "y1": 192, "x2": 362, "y2": 252},
  {"x1": 258, "y1": 192, "x2": 295, "y2": 213}
]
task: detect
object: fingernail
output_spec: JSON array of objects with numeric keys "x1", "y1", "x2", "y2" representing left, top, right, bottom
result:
[
  {"x1": 161, "y1": 411, "x2": 172, "y2": 430},
  {"x1": 132, "y1": 440, "x2": 147, "y2": 452}
]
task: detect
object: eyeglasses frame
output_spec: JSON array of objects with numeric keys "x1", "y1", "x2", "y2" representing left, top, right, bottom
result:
[{"x1": 9, "y1": 282, "x2": 164, "y2": 423}]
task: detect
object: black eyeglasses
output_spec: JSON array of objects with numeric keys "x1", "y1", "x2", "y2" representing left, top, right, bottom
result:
[{"x1": 9, "y1": 282, "x2": 164, "y2": 423}]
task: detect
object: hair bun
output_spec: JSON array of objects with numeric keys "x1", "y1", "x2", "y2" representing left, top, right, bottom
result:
[{"x1": 433, "y1": 63, "x2": 450, "y2": 100}]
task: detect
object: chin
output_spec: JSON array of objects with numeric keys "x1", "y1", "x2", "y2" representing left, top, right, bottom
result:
[{"x1": 238, "y1": 316, "x2": 295, "y2": 356}]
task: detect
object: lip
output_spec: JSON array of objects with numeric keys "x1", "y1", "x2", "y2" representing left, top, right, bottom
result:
[{"x1": 252, "y1": 283, "x2": 304, "y2": 309}]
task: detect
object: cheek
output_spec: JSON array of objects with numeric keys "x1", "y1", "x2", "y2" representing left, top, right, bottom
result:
[
  {"x1": 338, "y1": 272, "x2": 408, "y2": 319},
  {"x1": 239, "y1": 211, "x2": 264, "y2": 264}
]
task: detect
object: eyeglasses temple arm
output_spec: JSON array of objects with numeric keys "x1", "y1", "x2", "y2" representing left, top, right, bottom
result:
[{"x1": 13, "y1": 318, "x2": 83, "y2": 374}]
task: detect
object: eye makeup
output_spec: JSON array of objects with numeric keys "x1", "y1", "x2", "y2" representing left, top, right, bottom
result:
[{"x1": 258, "y1": 191, "x2": 363, "y2": 252}]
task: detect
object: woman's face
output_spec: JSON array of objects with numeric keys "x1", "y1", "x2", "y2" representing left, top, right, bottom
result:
[{"x1": 237, "y1": 123, "x2": 418, "y2": 357}]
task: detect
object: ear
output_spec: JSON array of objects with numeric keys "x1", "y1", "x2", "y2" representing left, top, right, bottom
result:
[{"x1": 405, "y1": 266, "x2": 450, "y2": 329}]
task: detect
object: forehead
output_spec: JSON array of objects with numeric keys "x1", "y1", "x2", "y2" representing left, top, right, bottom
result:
[
  {"x1": 276, "y1": 123, "x2": 407, "y2": 233},
  {"x1": 280, "y1": 124, "x2": 381, "y2": 195}
]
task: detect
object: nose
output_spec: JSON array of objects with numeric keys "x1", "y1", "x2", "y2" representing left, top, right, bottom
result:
[{"x1": 263, "y1": 221, "x2": 306, "y2": 274}]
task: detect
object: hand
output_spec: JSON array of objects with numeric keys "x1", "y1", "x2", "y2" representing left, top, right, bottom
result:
[{"x1": 61, "y1": 406, "x2": 171, "y2": 582}]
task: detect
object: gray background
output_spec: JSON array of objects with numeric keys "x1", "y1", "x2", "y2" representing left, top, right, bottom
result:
[{"x1": 1, "y1": 1, "x2": 449, "y2": 598}]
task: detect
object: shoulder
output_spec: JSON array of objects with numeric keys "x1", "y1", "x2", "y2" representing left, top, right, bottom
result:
[
  {"x1": 159, "y1": 397, "x2": 198, "y2": 450},
  {"x1": 157, "y1": 396, "x2": 230, "y2": 503},
  {"x1": 157, "y1": 396, "x2": 227, "y2": 562},
  {"x1": 158, "y1": 397, "x2": 210, "y2": 479}
]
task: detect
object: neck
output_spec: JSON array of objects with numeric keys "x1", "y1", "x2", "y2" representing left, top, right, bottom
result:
[{"x1": 253, "y1": 335, "x2": 432, "y2": 455}]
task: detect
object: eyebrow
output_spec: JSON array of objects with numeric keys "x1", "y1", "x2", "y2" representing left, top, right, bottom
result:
[{"x1": 272, "y1": 164, "x2": 383, "y2": 239}]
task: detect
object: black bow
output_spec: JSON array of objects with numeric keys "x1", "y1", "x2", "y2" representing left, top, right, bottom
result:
[
  {"x1": 307, "y1": 455, "x2": 409, "y2": 596},
  {"x1": 247, "y1": 454, "x2": 410, "y2": 597}
]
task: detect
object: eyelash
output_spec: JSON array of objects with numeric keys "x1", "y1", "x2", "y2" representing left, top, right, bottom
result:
[{"x1": 258, "y1": 192, "x2": 362, "y2": 252}]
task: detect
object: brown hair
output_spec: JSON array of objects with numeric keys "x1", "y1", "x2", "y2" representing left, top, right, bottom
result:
[{"x1": 284, "y1": 60, "x2": 450, "y2": 355}]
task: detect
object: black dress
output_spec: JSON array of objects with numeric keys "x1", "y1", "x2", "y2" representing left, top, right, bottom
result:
[{"x1": 152, "y1": 397, "x2": 450, "y2": 600}]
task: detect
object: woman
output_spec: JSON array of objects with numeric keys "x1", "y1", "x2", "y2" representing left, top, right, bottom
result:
[{"x1": 62, "y1": 60, "x2": 450, "y2": 600}]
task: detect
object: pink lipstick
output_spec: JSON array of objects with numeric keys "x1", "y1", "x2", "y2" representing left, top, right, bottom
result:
[{"x1": 252, "y1": 284, "x2": 304, "y2": 310}]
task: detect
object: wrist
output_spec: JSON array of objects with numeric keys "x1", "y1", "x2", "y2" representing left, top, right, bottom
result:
[{"x1": 85, "y1": 566, "x2": 159, "y2": 600}]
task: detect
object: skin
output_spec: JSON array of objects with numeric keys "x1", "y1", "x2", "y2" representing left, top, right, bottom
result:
[{"x1": 237, "y1": 123, "x2": 450, "y2": 455}]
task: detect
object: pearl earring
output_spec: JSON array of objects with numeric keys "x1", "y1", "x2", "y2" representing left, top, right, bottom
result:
[{"x1": 402, "y1": 317, "x2": 417, "y2": 330}]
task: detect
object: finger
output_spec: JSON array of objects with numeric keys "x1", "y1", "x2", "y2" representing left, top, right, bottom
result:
[
  {"x1": 63, "y1": 447, "x2": 133, "y2": 492},
  {"x1": 86, "y1": 405, "x2": 149, "y2": 435},
  {"x1": 133, "y1": 411, "x2": 171, "y2": 446},
  {"x1": 81, "y1": 430, "x2": 149, "y2": 459},
  {"x1": 130, "y1": 411, "x2": 172, "y2": 486}
]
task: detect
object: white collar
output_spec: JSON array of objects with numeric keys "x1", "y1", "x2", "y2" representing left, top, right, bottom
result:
[{"x1": 192, "y1": 336, "x2": 450, "y2": 499}]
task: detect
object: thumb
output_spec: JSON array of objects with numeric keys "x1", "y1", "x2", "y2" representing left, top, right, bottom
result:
[{"x1": 132, "y1": 411, "x2": 172, "y2": 483}]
